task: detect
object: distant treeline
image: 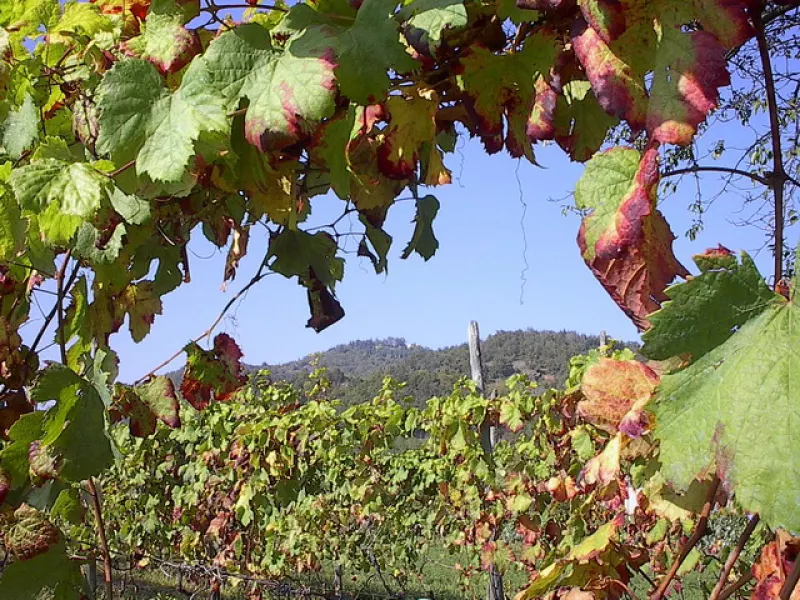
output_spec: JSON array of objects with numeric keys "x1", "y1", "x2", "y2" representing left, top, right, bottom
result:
[{"x1": 168, "y1": 329, "x2": 637, "y2": 408}]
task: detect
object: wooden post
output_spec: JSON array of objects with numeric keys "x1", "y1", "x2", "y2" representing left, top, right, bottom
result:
[{"x1": 468, "y1": 321, "x2": 504, "y2": 600}]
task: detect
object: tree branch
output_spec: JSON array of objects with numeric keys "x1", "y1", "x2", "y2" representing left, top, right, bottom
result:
[
  {"x1": 709, "y1": 514, "x2": 760, "y2": 600},
  {"x1": 27, "y1": 258, "x2": 80, "y2": 361},
  {"x1": 752, "y1": 6, "x2": 788, "y2": 282},
  {"x1": 134, "y1": 257, "x2": 272, "y2": 385},
  {"x1": 87, "y1": 478, "x2": 114, "y2": 600},
  {"x1": 662, "y1": 165, "x2": 770, "y2": 186},
  {"x1": 718, "y1": 571, "x2": 754, "y2": 600},
  {"x1": 649, "y1": 476, "x2": 721, "y2": 600},
  {"x1": 55, "y1": 251, "x2": 72, "y2": 365}
]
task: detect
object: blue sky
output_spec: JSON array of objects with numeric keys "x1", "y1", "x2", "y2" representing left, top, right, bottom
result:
[{"x1": 110, "y1": 123, "x2": 779, "y2": 382}]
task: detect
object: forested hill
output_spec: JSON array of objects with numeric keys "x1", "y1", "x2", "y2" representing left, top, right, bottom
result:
[{"x1": 246, "y1": 329, "x2": 626, "y2": 407}]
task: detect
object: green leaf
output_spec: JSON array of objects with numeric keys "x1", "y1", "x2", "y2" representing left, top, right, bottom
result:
[
  {"x1": 30, "y1": 365, "x2": 114, "y2": 483},
  {"x1": 642, "y1": 249, "x2": 775, "y2": 363},
  {"x1": 401, "y1": 195, "x2": 439, "y2": 261},
  {"x1": 398, "y1": 0, "x2": 468, "y2": 57},
  {"x1": 110, "y1": 188, "x2": 151, "y2": 225},
  {"x1": 10, "y1": 158, "x2": 109, "y2": 216},
  {"x1": 121, "y1": 281, "x2": 163, "y2": 342},
  {"x1": 268, "y1": 229, "x2": 345, "y2": 289},
  {"x1": 331, "y1": 0, "x2": 418, "y2": 104},
  {"x1": 314, "y1": 106, "x2": 358, "y2": 200},
  {"x1": 50, "y1": 488, "x2": 85, "y2": 524},
  {"x1": 0, "y1": 162, "x2": 24, "y2": 260},
  {"x1": 73, "y1": 222, "x2": 126, "y2": 264},
  {"x1": 456, "y1": 33, "x2": 557, "y2": 154},
  {"x1": 0, "y1": 540, "x2": 86, "y2": 600},
  {"x1": 196, "y1": 22, "x2": 338, "y2": 152},
  {"x1": 0, "y1": 412, "x2": 45, "y2": 491},
  {"x1": 96, "y1": 58, "x2": 228, "y2": 182},
  {"x1": 653, "y1": 273, "x2": 798, "y2": 532},
  {"x1": 499, "y1": 399, "x2": 524, "y2": 433},
  {"x1": 9, "y1": 158, "x2": 112, "y2": 246},
  {"x1": 1, "y1": 93, "x2": 38, "y2": 159},
  {"x1": 554, "y1": 80, "x2": 618, "y2": 162},
  {"x1": 359, "y1": 214, "x2": 392, "y2": 274}
]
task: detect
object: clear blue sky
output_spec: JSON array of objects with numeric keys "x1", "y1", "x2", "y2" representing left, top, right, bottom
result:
[{"x1": 110, "y1": 123, "x2": 780, "y2": 382}]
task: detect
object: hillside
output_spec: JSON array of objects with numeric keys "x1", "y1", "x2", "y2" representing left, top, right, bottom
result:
[{"x1": 245, "y1": 329, "x2": 626, "y2": 406}]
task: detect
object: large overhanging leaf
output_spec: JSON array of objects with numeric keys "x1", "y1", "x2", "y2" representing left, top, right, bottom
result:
[
  {"x1": 195, "y1": 22, "x2": 339, "y2": 152},
  {"x1": 282, "y1": 0, "x2": 419, "y2": 104},
  {"x1": 96, "y1": 58, "x2": 228, "y2": 182},
  {"x1": 649, "y1": 252, "x2": 799, "y2": 533},
  {"x1": 576, "y1": 145, "x2": 688, "y2": 329},
  {"x1": 572, "y1": 0, "x2": 747, "y2": 145}
]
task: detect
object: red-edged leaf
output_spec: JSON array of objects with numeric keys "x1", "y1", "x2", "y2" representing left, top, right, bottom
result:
[
  {"x1": 579, "y1": 433, "x2": 622, "y2": 490},
  {"x1": 575, "y1": 145, "x2": 689, "y2": 329},
  {"x1": 579, "y1": 358, "x2": 659, "y2": 436},
  {"x1": 0, "y1": 467, "x2": 11, "y2": 504},
  {"x1": 120, "y1": 13, "x2": 202, "y2": 75},
  {"x1": 111, "y1": 377, "x2": 180, "y2": 438},
  {"x1": 6, "y1": 505, "x2": 61, "y2": 561},
  {"x1": 751, "y1": 530, "x2": 800, "y2": 600},
  {"x1": 181, "y1": 334, "x2": 246, "y2": 410},
  {"x1": 377, "y1": 89, "x2": 439, "y2": 180},
  {"x1": 28, "y1": 440, "x2": 61, "y2": 481}
]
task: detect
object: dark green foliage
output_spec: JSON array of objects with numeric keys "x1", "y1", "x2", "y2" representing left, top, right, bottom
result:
[{"x1": 166, "y1": 329, "x2": 634, "y2": 407}]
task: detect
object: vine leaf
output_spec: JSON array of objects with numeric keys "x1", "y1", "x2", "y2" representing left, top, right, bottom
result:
[
  {"x1": 515, "y1": 515, "x2": 626, "y2": 600},
  {"x1": 120, "y1": 11, "x2": 201, "y2": 75},
  {"x1": 198, "y1": 22, "x2": 338, "y2": 152},
  {"x1": 572, "y1": 1, "x2": 748, "y2": 146},
  {"x1": 457, "y1": 33, "x2": 557, "y2": 155},
  {"x1": 0, "y1": 411, "x2": 45, "y2": 494},
  {"x1": 110, "y1": 376, "x2": 180, "y2": 438},
  {"x1": 0, "y1": 539, "x2": 87, "y2": 599},
  {"x1": 579, "y1": 358, "x2": 658, "y2": 437},
  {"x1": 646, "y1": 28, "x2": 729, "y2": 146},
  {"x1": 27, "y1": 365, "x2": 115, "y2": 483},
  {"x1": 305, "y1": 274, "x2": 346, "y2": 332},
  {"x1": 398, "y1": 0, "x2": 468, "y2": 57},
  {"x1": 330, "y1": 0, "x2": 419, "y2": 104},
  {"x1": 5, "y1": 504, "x2": 60, "y2": 560},
  {"x1": 651, "y1": 257, "x2": 798, "y2": 532},
  {"x1": 553, "y1": 80, "x2": 619, "y2": 162},
  {"x1": 1, "y1": 93, "x2": 38, "y2": 159},
  {"x1": 579, "y1": 433, "x2": 621, "y2": 489},
  {"x1": 181, "y1": 333, "x2": 246, "y2": 410},
  {"x1": 358, "y1": 213, "x2": 392, "y2": 274},
  {"x1": 378, "y1": 88, "x2": 440, "y2": 179},
  {"x1": 268, "y1": 229, "x2": 344, "y2": 289},
  {"x1": 402, "y1": 194, "x2": 440, "y2": 261},
  {"x1": 575, "y1": 145, "x2": 689, "y2": 329},
  {"x1": 642, "y1": 248, "x2": 776, "y2": 364},
  {"x1": 0, "y1": 466, "x2": 9, "y2": 504},
  {"x1": 751, "y1": 530, "x2": 800, "y2": 599},
  {"x1": 0, "y1": 162, "x2": 24, "y2": 262},
  {"x1": 96, "y1": 58, "x2": 228, "y2": 182},
  {"x1": 10, "y1": 158, "x2": 112, "y2": 245}
]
